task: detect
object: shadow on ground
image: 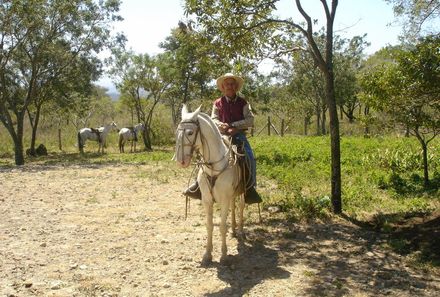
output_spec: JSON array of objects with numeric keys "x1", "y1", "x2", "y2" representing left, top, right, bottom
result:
[
  {"x1": 205, "y1": 237, "x2": 290, "y2": 297},
  {"x1": 205, "y1": 212, "x2": 439, "y2": 296}
]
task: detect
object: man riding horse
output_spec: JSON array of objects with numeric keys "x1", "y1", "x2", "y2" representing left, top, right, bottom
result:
[{"x1": 184, "y1": 73, "x2": 261, "y2": 204}]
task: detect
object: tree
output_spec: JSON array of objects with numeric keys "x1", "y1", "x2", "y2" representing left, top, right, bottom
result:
[
  {"x1": 334, "y1": 35, "x2": 370, "y2": 123},
  {"x1": 0, "y1": 0, "x2": 122, "y2": 165},
  {"x1": 159, "y1": 22, "x2": 220, "y2": 126},
  {"x1": 184, "y1": 0, "x2": 343, "y2": 213},
  {"x1": 273, "y1": 51, "x2": 327, "y2": 135},
  {"x1": 109, "y1": 51, "x2": 172, "y2": 150},
  {"x1": 26, "y1": 52, "x2": 100, "y2": 156},
  {"x1": 360, "y1": 36, "x2": 440, "y2": 186},
  {"x1": 385, "y1": 0, "x2": 440, "y2": 39}
]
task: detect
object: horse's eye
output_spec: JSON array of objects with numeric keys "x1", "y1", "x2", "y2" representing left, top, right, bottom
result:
[{"x1": 187, "y1": 131, "x2": 194, "y2": 136}]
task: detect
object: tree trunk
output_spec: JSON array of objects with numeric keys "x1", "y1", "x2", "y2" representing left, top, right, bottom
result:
[
  {"x1": 182, "y1": 72, "x2": 190, "y2": 104},
  {"x1": 422, "y1": 142, "x2": 429, "y2": 187},
  {"x1": 364, "y1": 105, "x2": 370, "y2": 137},
  {"x1": 142, "y1": 126, "x2": 152, "y2": 151},
  {"x1": 326, "y1": 71, "x2": 342, "y2": 214},
  {"x1": 316, "y1": 105, "x2": 321, "y2": 135},
  {"x1": 12, "y1": 114, "x2": 26, "y2": 165},
  {"x1": 321, "y1": 107, "x2": 326, "y2": 135},
  {"x1": 304, "y1": 117, "x2": 308, "y2": 136},
  {"x1": 29, "y1": 104, "x2": 42, "y2": 156},
  {"x1": 414, "y1": 130, "x2": 430, "y2": 187}
]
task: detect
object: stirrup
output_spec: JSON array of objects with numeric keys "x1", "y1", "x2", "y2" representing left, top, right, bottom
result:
[{"x1": 183, "y1": 182, "x2": 201, "y2": 199}]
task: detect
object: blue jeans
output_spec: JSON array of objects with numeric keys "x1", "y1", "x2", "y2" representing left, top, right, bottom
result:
[{"x1": 232, "y1": 132, "x2": 256, "y2": 187}]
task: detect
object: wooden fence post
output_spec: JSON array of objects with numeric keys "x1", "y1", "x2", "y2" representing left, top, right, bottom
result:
[
  {"x1": 281, "y1": 119, "x2": 285, "y2": 137},
  {"x1": 58, "y1": 128, "x2": 62, "y2": 151},
  {"x1": 267, "y1": 116, "x2": 271, "y2": 136}
]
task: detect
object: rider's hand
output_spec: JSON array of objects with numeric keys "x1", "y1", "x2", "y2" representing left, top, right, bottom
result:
[
  {"x1": 219, "y1": 123, "x2": 229, "y2": 134},
  {"x1": 227, "y1": 127, "x2": 239, "y2": 136}
]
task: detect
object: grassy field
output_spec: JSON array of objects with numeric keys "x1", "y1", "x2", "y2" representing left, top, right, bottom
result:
[{"x1": 252, "y1": 135, "x2": 439, "y2": 219}]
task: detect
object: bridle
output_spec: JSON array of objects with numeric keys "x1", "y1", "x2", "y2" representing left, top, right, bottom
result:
[
  {"x1": 176, "y1": 120, "x2": 200, "y2": 164},
  {"x1": 176, "y1": 118, "x2": 230, "y2": 176}
]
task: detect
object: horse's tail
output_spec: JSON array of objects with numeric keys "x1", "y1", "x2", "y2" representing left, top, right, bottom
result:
[{"x1": 77, "y1": 131, "x2": 83, "y2": 152}]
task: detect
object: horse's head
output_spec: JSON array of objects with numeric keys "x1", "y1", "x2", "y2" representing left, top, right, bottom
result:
[
  {"x1": 110, "y1": 122, "x2": 118, "y2": 131},
  {"x1": 173, "y1": 104, "x2": 201, "y2": 168},
  {"x1": 136, "y1": 123, "x2": 145, "y2": 132}
]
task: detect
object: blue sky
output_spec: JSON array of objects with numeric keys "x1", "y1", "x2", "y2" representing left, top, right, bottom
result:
[{"x1": 99, "y1": 0, "x2": 403, "y2": 90}]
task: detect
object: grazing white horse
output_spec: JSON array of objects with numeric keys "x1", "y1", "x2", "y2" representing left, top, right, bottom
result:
[
  {"x1": 78, "y1": 122, "x2": 118, "y2": 153},
  {"x1": 118, "y1": 123, "x2": 145, "y2": 153},
  {"x1": 174, "y1": 105, "x2": 245, "y2": 265}
]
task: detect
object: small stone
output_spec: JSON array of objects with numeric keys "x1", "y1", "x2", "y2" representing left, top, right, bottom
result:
[
  {"x1": 69, "y1": 263, "x2": 78, "y2": 270},
  {"x1": 268, "y1": 206, "x2": 281, "y2": 213},
  {"x1": 50, "y1": 280, "x2": 63, "y2": 290},
  {"x1": 162, "y1": 260, "x2": 169, "y2": 265}
]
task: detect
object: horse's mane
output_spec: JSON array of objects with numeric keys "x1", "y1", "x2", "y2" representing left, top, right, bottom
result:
[{"x1": 197, "y1": 112, "x2": 222, "y2": 139}]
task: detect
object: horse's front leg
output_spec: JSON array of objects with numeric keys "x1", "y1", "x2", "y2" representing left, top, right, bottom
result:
[
  {"x1": 219, "y1": 199, "x2": 230, "y2": 264},
  {"x1": 201, "y1": 201, "x2": 213, "y2": 266}
]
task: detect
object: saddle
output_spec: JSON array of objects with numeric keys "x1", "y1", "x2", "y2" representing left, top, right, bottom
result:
[
  {"x1": 90, "y1": 128, "x2": 102, "y2": 143},
  {"x1": 128, "y1": 127, "x2": 138, "y2": 141}
]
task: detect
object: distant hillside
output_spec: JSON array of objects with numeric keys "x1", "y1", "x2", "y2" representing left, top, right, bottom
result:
[{"x1": 107, "y1": 91, "x2": 120, "y2": 101}]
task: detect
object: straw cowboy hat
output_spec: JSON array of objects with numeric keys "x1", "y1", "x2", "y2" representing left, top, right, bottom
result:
[{"x1": 216, "y1": 73, "x2": 244, "y2": 93}]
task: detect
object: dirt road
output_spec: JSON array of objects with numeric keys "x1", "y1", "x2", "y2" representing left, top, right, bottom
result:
[{"x1": 0, "y1": 164, "x2": 438, "y2": 296}]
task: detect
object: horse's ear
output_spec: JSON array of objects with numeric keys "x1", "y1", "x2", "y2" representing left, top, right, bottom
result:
[
  {"x1": 182, "y1": 104, "x2": 188, "y2": 117},
  {"x1": 194, "y1": 105, "x2": 202, "y2": 115}
]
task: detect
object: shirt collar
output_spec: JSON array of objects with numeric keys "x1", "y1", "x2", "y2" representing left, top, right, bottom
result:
[{"x1": 225, "y1": 95, "x2": 237, "y2": 103}]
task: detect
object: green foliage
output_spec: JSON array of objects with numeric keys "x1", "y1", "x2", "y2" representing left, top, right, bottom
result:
[
  {"x1": 0, "y1": 0, "x2": 123, "y2": 165},
  {"x1": 252, "y1": 135, "x2": 439, "y2": 219},
  {"x1": 385, "y1": 0, "x2": 440, "y2": 39}
]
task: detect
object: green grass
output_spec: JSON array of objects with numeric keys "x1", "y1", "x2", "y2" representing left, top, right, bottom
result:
[{"x1": 251, "y1": 135, "x2": 440, "y2": 219}]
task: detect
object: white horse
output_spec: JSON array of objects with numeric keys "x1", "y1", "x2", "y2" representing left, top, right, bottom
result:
[
  {"x1": 174, "y1": 105, "x2": 245, "y2": 265},
  {"x1": 118, "y1": 123, "x2": 145, "y2": 153},
  {"x1": 78, "y1": 122, "x2": 118, "y2": 153}
]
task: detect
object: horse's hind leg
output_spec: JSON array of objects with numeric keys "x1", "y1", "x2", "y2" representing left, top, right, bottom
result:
[
  {"x1": 237, "y1": 195, "x2": 245, "y2": 239},
  {"x1": 231, "y1": 197, "x2": 237, "y2": 237},
  {"x1": 201, "y1": 202, "x2": 213, "y2": 266}
]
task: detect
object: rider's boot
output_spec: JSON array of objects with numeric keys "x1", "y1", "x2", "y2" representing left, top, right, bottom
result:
[
  {"x1": 183, "y1": 181, "x2": 201, "y2": 199},
  {"x1": 244, "y1": 186, "x2": 262, "y2": 204}
]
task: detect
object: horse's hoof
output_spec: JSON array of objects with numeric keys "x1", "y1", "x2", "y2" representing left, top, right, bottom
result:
[
  {"x1": 201, "y1": 254, "x2": 212, "y2": 267},
  {"x1": 236, "y1": 230, "x2": 246, "y2": 241},
  {"x1": 220, "y1": 255, "x2": 232, "y2": 266}
]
